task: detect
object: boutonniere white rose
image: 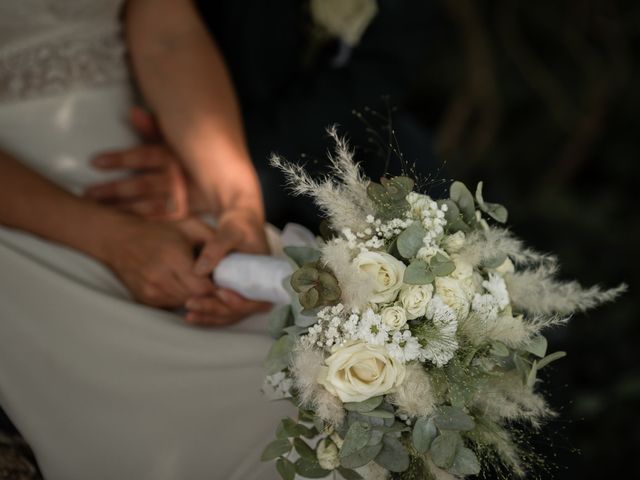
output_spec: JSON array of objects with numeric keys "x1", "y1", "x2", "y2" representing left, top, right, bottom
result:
[{"x1": 310, "y1": 0, "x2": 378, "y2": 47}]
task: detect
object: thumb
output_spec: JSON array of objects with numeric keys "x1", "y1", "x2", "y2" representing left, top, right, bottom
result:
[
  {"x1": 176, "y1": 218, "x2": 216, "y2": 246},
  {"x1": 193, "y1": 236, "x2": 237, "y2": 276},
  {"x1": 129, "y1": 106, "x2": 160, "y2": 141}
]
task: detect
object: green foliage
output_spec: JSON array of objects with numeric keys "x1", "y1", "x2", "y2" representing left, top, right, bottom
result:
[
  {"x1": 337, "y1": 466, "x2": 364, "y2": 479},
  {"x1": 284, "y1": 246, "x2": 322, "y2": 267},
  {"x1": 433, "y1": 406, "x2": 475, "y2": 432},
  {"x1": 264, "y1": 334, "x2": 295, "y2": 375},
  {"x1": 475, "y1": 182, "x2": 508, "y2": 223},
  {"x1": 397, "y1": 223, "x2": 427, "y2": 259},
  {"x1": 450, "y1": 181, "x2": 476, "y2": 223},
  {"x1": 374, "y1": 435, "x2": 410, "y2": 472},
  {"x1": 430, "y1": 431, "x2": 462, "y2": 469},
  {"x1": 267, "y1": 305, "x2": 293, "y2": 339},
  {"x1": 294, "y1": 458, "x2": 331, "y2": 478},
  {"x1": 412, "y1": 417, "x2": 437, "y2": 453},
  {"x1": 276, "y1": 457, "x2": 296, "y2": 480},
  {"x1": 339, "y1": 443, "x2": 383, "y2": 469},
  {"x1": 367, "y1": 176, "x2": 415, "y2": 220},
  {"x1": 430, "y1": 253, "x2": 456, "y2": 276},
  {"x1": 449, "y1": 447, "x2": 481, "y2": 476},
  {"x1": 344, "y1": 396, "x2": 383, "y2": 413},
  {"x1": 404, "y1": 260, "x2": 434, "y2": 285},
  {"x1": 536, "y1": 351, "x2": 567, "y2": 370},
  {"x1": 524, "y1": 335, "x2": 548, "y2": 358},
  {"x1": 293, "y1": 438, "x2": 316, "y2": 461},
  {"x1": 340, "y1": 422, "x2": 372, "y2": 458},
  {"x1": 404, "y1": 254, "x2": 455, "y2": 285},
  {"x1": 290, "y1": 264, "x2": 341, "y2": 311},
  {"x1": 261, "y1": 439, "x2": 292, "y2": 461}
]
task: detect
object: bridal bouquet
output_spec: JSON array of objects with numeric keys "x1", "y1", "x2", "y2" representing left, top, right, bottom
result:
[{"x1": 258, "y1": 130, "x2": 624, "y2": 480}]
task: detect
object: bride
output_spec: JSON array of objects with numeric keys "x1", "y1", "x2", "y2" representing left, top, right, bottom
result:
[{"x1": 0, "y1": 0, "x2": 294, "y2": 479}]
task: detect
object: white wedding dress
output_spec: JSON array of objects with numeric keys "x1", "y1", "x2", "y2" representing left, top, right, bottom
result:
[{"x1": 0, "y1": 1, "x2": 292, "y2": 479}]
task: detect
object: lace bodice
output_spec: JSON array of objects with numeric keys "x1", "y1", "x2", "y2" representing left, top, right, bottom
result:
[{"x1": 0, "y1": 0, "x2": 129, "y2": 103}]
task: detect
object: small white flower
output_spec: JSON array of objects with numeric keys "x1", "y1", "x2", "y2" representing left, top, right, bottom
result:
[
  {"x1": 425, "y1": 295, "x2": 457, "y2": 326},
  {"x1": 420, "y1": 319, "x2": 459, "y2": 367},
  {"x1": 471, "y1": 293, "x2": 500, "y2": 320},
  {"x1": 380, "y1": 305, "x2": 407, "y2": 330},
  {"x1": 316, "y1": 438, "x2": 340, "y2": 470},
  {"x1": 356, "y1": 308, "x2": 389, "y2": 345},
  {"x1": 482, "y1": 273, "x2": 510, "y2": 309}
]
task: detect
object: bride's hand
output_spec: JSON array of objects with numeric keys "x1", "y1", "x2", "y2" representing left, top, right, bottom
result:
[
  {"x1": 86, "y1": 143, "x2": 190, "y2": 220},
  {"x1": 103, "y1": 216, "x2": 216, "y2": 308},
  {"x1": 85, "y1": 107, "x2": 208, "y2": 220},
  {"x1": 185, "y1": 211, "x2": 272, "y2": 325}
]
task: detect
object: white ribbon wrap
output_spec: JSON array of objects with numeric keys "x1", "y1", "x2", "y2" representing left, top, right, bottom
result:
[{"x1": 212, "y1": 223, "x2": 316, "y2": 304}]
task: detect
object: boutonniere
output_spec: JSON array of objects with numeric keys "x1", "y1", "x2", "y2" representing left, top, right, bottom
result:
[{"x1": 305, "y1": 0, "x2": 378, "y2": 69}]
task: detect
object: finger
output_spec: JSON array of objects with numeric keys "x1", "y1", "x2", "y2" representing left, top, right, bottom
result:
[
  {"x1": 185, "y1": 296, "x2": 233, "y2": 318},
  {"x1": 176, "y1": 273, "x2": 217, "y2": 298},
  {"x1": 116, "y1": 197, "x2": 175, "y2": 217},
  {"x1": 85, "y1": 174, "x2": 170, "y2": 200},
  {"x1": 92, "y1": 146, "x2": 169, "y2": 171},
  {"x1": 129, "y1": 106, "x2": 161, "y2": 141},
  {"x1": 215, "y1": 289, "x2": 272, "y2": 314},
  {"x1": 184, "y1": 312, "x2": 240, "y2": 327},
  {"x1": 193, "y1": 236, "x2": 237, "y2": 276},
  {"x1": 175, "y1": 218, "x2": 216, "y2": 245}
]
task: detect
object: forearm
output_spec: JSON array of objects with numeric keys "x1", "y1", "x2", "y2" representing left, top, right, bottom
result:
[
  {"x1": 125, "y1": 0, "x2": 263, "y2": 222},
  {"x1": 0, "y1": 151, "x2": 129, "y2": 262}
]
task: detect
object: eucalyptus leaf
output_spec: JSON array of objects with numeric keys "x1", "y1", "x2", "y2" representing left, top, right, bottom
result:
[
  {"x1": 397, "y1": 222, "x2": 427, "y2": 259},
  {"x1": 294, "y1": 458, "x2": 331, "y2": 478},
  {"x1": 276, "y1": 418, "x2": 299, "y2": 439},
  {"x1": 294, "y1": 438, "x2": 317, "y2": 461},
  {"x1": 267, "y1": 305, "x2": 293, "y2": 339},
  {"x1": 340, "y1": 422, "x2": 372, "y2": 458},
  {"x1": 290, "y1": 266, "x2": 319, "y2": 291},
  {"x1": 283, "y1": 246, "x2": 322, "y2": 267},
  {"x1": 475, "y1": 181, "x2": 508, "y2": 223},
  {"x1": 526, "y1": 360, "x2": 538, "y2": 388},
  {"x1": 368, "y1": 429, "x2": 384, "y2": 446},
  {"x1": 261, "y1": 439, "x2": 292, "y2": 461},
  {"x1": 404, "y1": 260, "x2": 435, "y2": 285},
  {"x1": 430, "y1": 253, "x2": 456, "y2": 277},
  {"x1": 433, "y1": 406, "x2": 475, "y2": 431},
  {"x1": 299, "y1": 287, "x2": 320, "y2": 309},
  {"x1": 337, "y1": 467, "x2": 364, "y2": 479},
  {"x1": 482, "y1": 252, "x2": 508, "y2": 269},
  {"x1": 276, "y1": 457, "x2": 296, "y2": 480},
  {"x1": 339, "y1": 443, "x2": 383, "y2": 470},
  {"x1": 374, "y1": 435, "x2": 410, "y2": 472},
  {"x1": 344, "y1": 396, "x2": 383, "y2": 413},
  {"x1": 524, "y1": 335, "x2": 548, "y2": 358},
  {"x1": 450, "y1": 181, "x2": 476, "y2": 222},
  {"x1": 536, "y1": 351, "x2": 567, "y2": 370},
  {"x1": 264, "y1": 334, "x2": 295, "y2": 375},
  {"x1": 412, "y1": 417, "x2": 437, "y2": 453},
  {"x1": 490, "y1": 342, "x2": 510, "y2": 357},
  {"x1": 449, "y1": 447, "x2": 481, "y2": 476},
  {"x1": 429, "y1": 432, "x2": 462, "y2": 469},
  {"x1": 360, "y1": 409, "x2": 395, "y2": 420},
  {"x1": 317, "y1": 272, "x2": 341, "y2": 302}
]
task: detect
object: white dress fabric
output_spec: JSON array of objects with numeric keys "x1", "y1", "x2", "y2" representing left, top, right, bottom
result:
[{"x1": 0, "y1": 1, "x2": 291, "y2": 479}]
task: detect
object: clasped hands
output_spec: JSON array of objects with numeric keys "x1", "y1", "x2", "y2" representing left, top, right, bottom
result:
[{"x1": 85, "y1": 107, "x2": 270, "y2": 326}]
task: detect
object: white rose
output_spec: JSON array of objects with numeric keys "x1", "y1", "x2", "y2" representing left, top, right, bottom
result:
[
  {"x1": 434, "y1": 276, "x2": 470, "y2": 320},
  {"x1": 489, "y1": 257, "x2": 515, "y2": 276},
  {"x1": 318, "y1": 341, "x2": 406, "y2": 403},
  {"x1": 353, "y1": 251, "x2": 406, "y2": 304},
  {"x1": 381, "y1": 305, "x2": 407, "y2": 329},
  {"x1": 316, "y1": 438, "x2": 340, "y2": 470},
  {"x1": 399, "y1": 284, "x2": 433, "y2": 320},
  {"x1": 310, "y1": 0, "x2": 378, "y2": 46},
  {"x1": 442, "y1": 231, "x2": 466, "y2": 254},
  {"x1": 450, "y1": 255, "x2": 474, "y2": 280}
]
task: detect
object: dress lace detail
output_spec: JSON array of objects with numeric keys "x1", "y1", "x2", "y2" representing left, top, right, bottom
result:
[{"x1": 0, "y1": 0, "x2": 129, "y2": 103}]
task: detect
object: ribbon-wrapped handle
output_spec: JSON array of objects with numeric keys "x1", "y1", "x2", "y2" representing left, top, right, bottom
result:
[{"x1": 213, "y1": 253, "x2": 294, "y2": 304}]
